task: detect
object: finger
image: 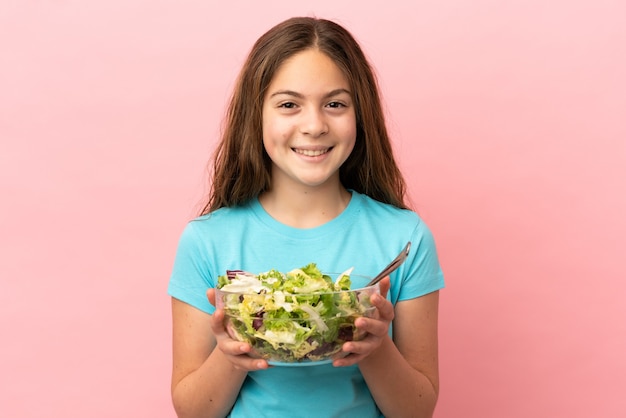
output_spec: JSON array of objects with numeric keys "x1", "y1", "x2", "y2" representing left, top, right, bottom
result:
[
  {"x1": 218, "y1": 341, "x2": 270, "y2": 371},
  {"x1": 333, "y1": 341, "x2": 374, "y2": 367},
  {"x1": 209, "y1": 308, "x2": 227, "y2": 335},
  {"x1": 232, "y1": 356, "x2": 270, "y2": 371},
  {"x1": 377, "y1": 276, "x2": 391, "y2": 298},
  {"x1": 354, "y1": 316, "x2": 389, "y2": 338},
  {"x1": 219, "y1": 338, "x2": 253, "y2": 356},
  {"x1": 333, "y1": 353, "x2": 364, "y2": 367},
  {"x1": 207, "y1": 288, "x2": 216, "y2": 306},
  {"x1": 369, "y1": 294, "x2": 395, "y2": 322}
]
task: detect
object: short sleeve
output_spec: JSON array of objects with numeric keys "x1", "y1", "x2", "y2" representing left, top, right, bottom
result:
[
  {"x1": 396, "y1": 219, "x2": 445, "y2": 301},
  {"x1": 167, "y1": 222, "x2": 215, "y2": 314}
]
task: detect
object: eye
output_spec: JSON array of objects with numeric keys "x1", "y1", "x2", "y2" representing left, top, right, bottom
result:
[
  {"x1": 278, "y1": 102, "x2": 297, "y2": 109},
  {"x1": 327, "y1": 101, "x2": 346, "y2": 109}
]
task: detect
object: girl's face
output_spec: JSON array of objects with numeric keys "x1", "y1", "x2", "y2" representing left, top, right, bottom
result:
[{"x1": 262, "y1": 48, "x2": 357, "y2": 191}]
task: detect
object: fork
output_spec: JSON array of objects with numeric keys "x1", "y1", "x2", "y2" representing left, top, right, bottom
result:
[{"x1": 365, "y1": 241, "x2": 412, "y2": 287}]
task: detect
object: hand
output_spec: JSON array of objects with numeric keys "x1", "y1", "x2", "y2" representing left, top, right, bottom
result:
[
  {"x1": 332, "y1": 276, "x2": 394, "y2": 367},
  {"x1": 207, "y1": 288, "x2": 270, "y2": 372}
]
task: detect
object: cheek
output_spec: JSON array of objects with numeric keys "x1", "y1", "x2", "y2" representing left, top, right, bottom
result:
[
  {"x1": 342, "y1": 117, "x2": 358, "y2": 148},
  {"x1": 261, "y1": 124, "x2": 279, "y2": 148},
  {"x1": 261, "y1": 131, "x2": 274, "y2": 157},
  {"x1": 261, "y1": 122, "x2": 287, "y2": 160},
  {"x1": 263, "y1": 117, "x2": 293, "y2": 146},
  {"x1": 261, "y1": 113, "x2": 274, "y2": 149}
]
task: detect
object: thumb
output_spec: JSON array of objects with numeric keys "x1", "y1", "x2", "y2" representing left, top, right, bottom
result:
[
  {"x1": 207, "y1": 288, "x2": 216, "y2": 307},
  {"x1": 377, "y1": 276, "x2": 391, "y2": 299}
]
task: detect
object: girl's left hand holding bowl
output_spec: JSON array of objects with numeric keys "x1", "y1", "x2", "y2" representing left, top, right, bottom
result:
[{"x1": 333, "y1": 277, "x2": 394, "y2": 367}]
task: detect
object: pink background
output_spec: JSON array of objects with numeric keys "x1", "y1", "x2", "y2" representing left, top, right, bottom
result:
[{"x1": 1, "y1": 1, "x2": 625, "y2": 417}]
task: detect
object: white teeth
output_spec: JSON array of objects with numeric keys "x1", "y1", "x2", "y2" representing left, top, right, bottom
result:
[{"x1": 294, "y1": 148, "x2": 329, "y2": 157}]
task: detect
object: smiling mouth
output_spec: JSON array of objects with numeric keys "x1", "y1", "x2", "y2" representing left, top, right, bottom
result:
[{"x1": 293, "y1": 148, "x2": 331, "y2": 157}]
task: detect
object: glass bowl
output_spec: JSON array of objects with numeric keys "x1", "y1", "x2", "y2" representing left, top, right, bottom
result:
[{"x1": 214, "y1": 278, "x2": 379, "y2": 366}]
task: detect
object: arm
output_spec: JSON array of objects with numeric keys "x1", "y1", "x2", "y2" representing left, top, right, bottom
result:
[
  {"x1": 334, "y1": 281, "x2": 440, "y2": 417},
  {"x1": 170, "y1": 296, "x2": 270, "y2": 418},
  {"x1": 170, "y1": 298, "x2": 245, "y2": 418},
  {"x1": 364, "y1": 291, "x2": 440, "y2": 417}
]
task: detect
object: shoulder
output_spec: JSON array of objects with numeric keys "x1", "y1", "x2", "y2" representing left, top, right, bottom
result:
[
  {"x1": 353, "y1": 192, "x2": 422, "y2": 227},
  {"x1": 185, "y1": 203, "x2": 253, "y2": 232}
]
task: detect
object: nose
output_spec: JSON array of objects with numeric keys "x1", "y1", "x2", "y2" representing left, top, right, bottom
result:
[{"x1": 299, "y1": 107, "x2": 328, "y2": 137}]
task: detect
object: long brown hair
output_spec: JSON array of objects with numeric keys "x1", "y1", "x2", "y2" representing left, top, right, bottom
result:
[{"x1": 200, "y1": 17, "x2": 407, "y2": 215}]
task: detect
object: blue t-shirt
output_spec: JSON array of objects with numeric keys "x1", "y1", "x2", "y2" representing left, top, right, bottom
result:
[{"x1": 168, "y1": 191, "x2": 444, "y2": 417}]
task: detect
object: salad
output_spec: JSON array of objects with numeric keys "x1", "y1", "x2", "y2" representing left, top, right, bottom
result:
[{"x1": 216, "y1": 263, "x2": 377, "y2": 363}]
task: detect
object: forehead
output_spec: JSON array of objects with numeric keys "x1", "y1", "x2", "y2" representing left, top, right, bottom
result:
[{"x1": 267, "y1": 49, "x2": 350, "y2": 92}]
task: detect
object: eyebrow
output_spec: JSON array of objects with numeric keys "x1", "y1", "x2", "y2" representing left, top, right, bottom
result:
[{"x1": 269, "y1": 88, "x2": 352, "y2": 99}]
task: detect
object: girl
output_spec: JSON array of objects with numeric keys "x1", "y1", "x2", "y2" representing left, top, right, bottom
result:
[{"x1": 168, "y1": 17, "x2": 444, "y2": 418}]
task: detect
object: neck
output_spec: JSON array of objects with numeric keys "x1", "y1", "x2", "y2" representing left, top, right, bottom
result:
[{"x1": 258, "y1": 180, "x2": 351, "y2": 229}]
